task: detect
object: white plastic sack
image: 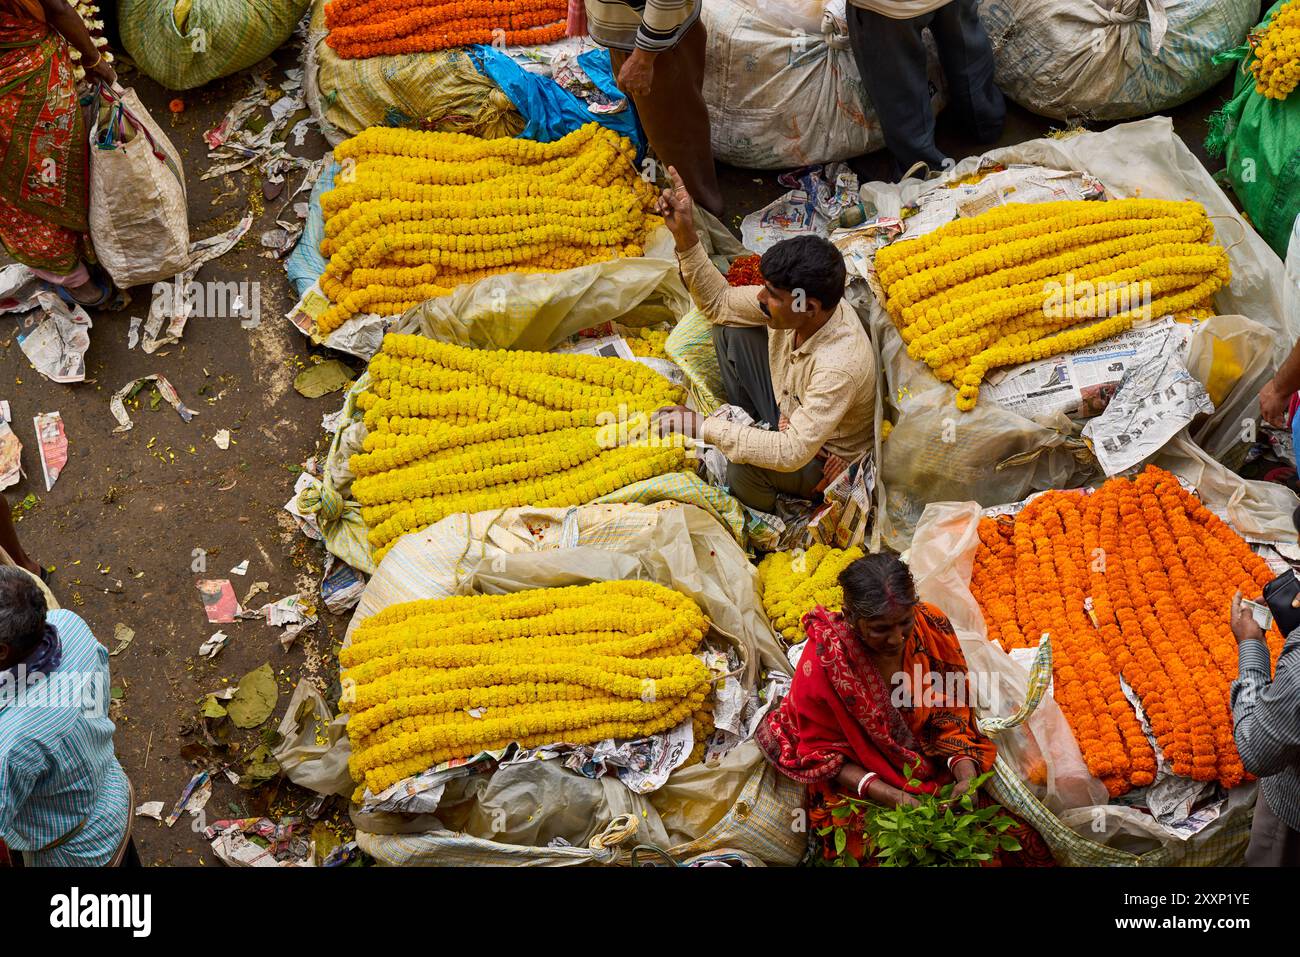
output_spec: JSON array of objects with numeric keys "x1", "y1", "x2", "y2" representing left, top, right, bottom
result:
[
  {"x1": 703, "y1": 0, "x2": 944, "y2": 169},
  {"x1": 857, "y1": 118, "x2": 1292, "y2": 550},
  {"x1": 88, "y1": 87, "x2": 190, "y2": 287},
  {"x1": 977, "y1": 0, "x2": 1258, "y2": 121}
]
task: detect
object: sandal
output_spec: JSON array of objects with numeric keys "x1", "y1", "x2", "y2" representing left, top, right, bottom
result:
[{"x1": 50, "y1": 267, "x2": 118, "y2": 311}]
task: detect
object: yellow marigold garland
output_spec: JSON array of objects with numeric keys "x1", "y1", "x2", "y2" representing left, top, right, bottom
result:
[
  {"x1": 343, "y1": 580, "x2": 713, "y2": 798},
  {"x1": 316, "y1": 123, "x2": 660, "y2": 336},
  {"x1": 351, "y1": 335, "x2": 689, "y2": 561},
  {"x1": 756, "y1": 545, "x2": 865, "y2": 642},
  {"x1": 1251, "y1": 0, "x2": 1300, "y2": 100},
  {"x1": 873, "y1": 199, "x2": 1231, "y2": 410}
]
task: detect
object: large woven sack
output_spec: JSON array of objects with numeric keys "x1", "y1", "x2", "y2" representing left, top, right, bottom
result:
[
  {"x1": 703, "y1": 0, "x2": 944, "y2": 169},
  {"x1": 88, "y1": 86, "x2": 190, "y2": 287},
  {"x1": 976, "y1": 0, "x2": 1257, "y2": 121},
  {"x1": 118, "y1": 0, "x2": 312, "y2": 91},
  {"x1": 303, "y1": 0, "x2": 522, "y2": 145},
  {"x1": 1206, "y1": 0, "x2": 1300, "y2": 259}
]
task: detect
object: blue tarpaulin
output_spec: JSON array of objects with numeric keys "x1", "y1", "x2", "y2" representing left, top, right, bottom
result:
[{"x1": 468, "y1": 45, "x2": 643, "y2": 153}]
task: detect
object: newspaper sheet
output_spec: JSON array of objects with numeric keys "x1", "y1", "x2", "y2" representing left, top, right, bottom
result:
[
  {"x1": 983, "y1": 319, "x2": 1195, "y2": 422},
  {"x1": 1081, "y1": 321, "x2": 1214, "y2": 476}
]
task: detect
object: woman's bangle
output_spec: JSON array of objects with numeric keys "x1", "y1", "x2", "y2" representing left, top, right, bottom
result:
[
  {"x1": 85, "y1": 51, "x2": 102, "y2": 70},
  {"x1": 856, "y1": 771, "x2": 877, "y2": 797}
]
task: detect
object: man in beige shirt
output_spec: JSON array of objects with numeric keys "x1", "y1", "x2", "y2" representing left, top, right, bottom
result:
[
  {"x1": 847, "y1": 0, "x2": 1003, "y2": 179},
  {"x1": 653, "y1": 169, "x2": 876, "y2": 513}
]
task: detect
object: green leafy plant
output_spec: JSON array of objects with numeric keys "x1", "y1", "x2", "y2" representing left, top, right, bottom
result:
[{"x1": 815, "y1": 766, "x2": 1021, "y2": 867}]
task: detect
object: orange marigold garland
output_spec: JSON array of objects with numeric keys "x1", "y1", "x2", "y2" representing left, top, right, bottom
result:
[
  {"x1": 324, "y1": 0, "x2": 569, "y2": 58},
  {"x1": 969, "y1": 466, "x2": 1283, "y2": 797}
]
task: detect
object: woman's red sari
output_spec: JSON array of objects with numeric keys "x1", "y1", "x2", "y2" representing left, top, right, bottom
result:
[
  {"x1": 757, "y1": 604, "x2": 1054, "y2": 865},
  {"x1": 0, "y1": 0, "x2": 89, "y2": 273}
]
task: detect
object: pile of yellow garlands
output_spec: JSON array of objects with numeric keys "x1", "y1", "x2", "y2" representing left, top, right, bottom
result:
[
  {"x1": 757, "y1": 545, "x2": 864, "y2": 642},
  {"x1": 317, "y1": 123, "x2": 660, "y2": 336},
  {"x1": 342, "y1": 580, "x2": 714, "y2": 798},
  {"x1": 873, "y1": 198, "x2": 1231, "y2": 410},
  {"x1": 350, "y1": 334, "x2": 688, "y2": 561},
  {"x1": 1250, "y1": 0, "x2": 1300, "y2": 100},
  {"x1": 970, "y1": 466, "x2": 1282, "y2": 797}
]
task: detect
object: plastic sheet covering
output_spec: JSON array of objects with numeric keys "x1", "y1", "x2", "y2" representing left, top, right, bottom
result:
[
  {"x1": 857, "y1": 118, "x2": 1292, "y2": 550},
  {"x1": 467, "y1": 45, "x2": 643, "y2": 151}
]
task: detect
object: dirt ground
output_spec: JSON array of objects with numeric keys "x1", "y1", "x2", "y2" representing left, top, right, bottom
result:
[{"x1": 0, "y1": 40, "x2": 1242, "y2": 864}]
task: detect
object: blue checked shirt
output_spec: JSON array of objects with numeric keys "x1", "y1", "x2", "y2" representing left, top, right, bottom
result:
[
  {"x1": 0, "y1": 610, "x2": 131, "y2": 866},
  {"x1": 1231, "y1": 627, "x2": 1300, "y2": 832}
]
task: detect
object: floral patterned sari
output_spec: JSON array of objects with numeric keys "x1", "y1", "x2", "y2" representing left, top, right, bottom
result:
[{"x1": 0, "y1": 1, "x2": 89, "y2": 273}]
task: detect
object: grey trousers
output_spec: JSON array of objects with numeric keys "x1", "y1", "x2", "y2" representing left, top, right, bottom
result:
[
  {"x1": 1245, "y1": 795, "x2": 1300, "y2": 866},
  {"x1": 711, "y1": 324, "x2": 824, "y2": 512},
  {"x1": 846, "y1": 0, "x2": 1005, "y2": 178}
]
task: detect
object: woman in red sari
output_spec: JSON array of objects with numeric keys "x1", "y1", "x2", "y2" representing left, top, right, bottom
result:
[
  {"x1": 1, "y1": 0, "x2": 117, "y2": 306},
  {"x1": 757, "y1": 552, "x2": 1054, "y2": 865}
]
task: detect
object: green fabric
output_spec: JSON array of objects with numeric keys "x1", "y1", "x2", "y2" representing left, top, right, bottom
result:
[
  {"x1": 1206, "y1": 0, "x2": 1300, "y2": 258},
  {"x1": 118, "y1": 0, "x2": 312, "y2": 91}
]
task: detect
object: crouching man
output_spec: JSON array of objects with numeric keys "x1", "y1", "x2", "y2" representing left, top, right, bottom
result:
[{"x1": 653, "y1": 168, "x2": 876, "y2": 512}]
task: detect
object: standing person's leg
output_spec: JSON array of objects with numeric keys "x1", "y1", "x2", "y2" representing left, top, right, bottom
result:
[
  {"x1": 846, "y1": 5, "x2": 944, "y2": 178},
  {"x1": 610, "y1": 22, "x2": 724, "y2": 216},
  {"x1": 711, "y1": 324, "x2": 780, "y2": 428},
  {"x1": 927, "y1": 0, "x2": 1004, "y2": 144}
]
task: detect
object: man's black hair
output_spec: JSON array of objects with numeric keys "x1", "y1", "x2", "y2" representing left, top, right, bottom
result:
[
  {"x1": 759, "y1": 235, "x2": 847, "y2": 314},
  {"x1": 0, "y1": 566, "x2": 47, "y2": 662}
]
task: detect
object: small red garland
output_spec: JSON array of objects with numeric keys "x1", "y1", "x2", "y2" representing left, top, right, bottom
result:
[{"x1": 725, "y1": 254, "x2": 763, "y2": 286}]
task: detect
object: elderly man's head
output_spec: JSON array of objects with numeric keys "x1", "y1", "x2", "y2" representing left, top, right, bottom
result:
[{"x1": 0, "y1": 566, "x2": 48, "y2": 670}]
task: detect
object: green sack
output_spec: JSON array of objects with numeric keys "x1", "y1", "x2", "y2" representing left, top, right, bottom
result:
[
  {"x1": 119, "y1": 0, "x2": 313, "y2": 91},
  {"x1": 1206, "y1": 0, "x2": 1300, "y2": 258}
]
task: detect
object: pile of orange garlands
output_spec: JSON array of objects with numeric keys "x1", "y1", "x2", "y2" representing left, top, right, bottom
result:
[
  {"x1": 970, "y1": 466, "x2": 1283, "y2": 798},
  {"x1": 324, "y1": 0, "x2": 569, "y2": 58}
]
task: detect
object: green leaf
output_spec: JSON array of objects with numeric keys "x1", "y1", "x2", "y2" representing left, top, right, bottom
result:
[
  {"x1": 999, "y1": 835, "x2": 1022, "y2": 852},
  {"x1": 294, "y1": 360, "x2": 354, "y2": 399},
  {"x1": 227, "y1": 663, "x2": 280, "y2": 729},
  {"x1": 831, "y1": 804, "x2": 852, "y2": 819},
  {"x1": 834, "y1": 828, "x2": 847, "y2": 855}
]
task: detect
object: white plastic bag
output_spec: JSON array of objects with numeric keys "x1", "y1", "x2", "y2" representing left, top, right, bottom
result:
[
  {"x1": 703, "y1": 0, "x2": 944, "y2": 169},
  {"x1": 976, "y1": 0, "x2": 1257, "y2": 121},
  {"x1": 88, "y1": 86, "x2": 190, "y2": 287}
]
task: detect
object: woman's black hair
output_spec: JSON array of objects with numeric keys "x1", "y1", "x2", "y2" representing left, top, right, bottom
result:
[
  {"x1": 758, "y1": 235, "x2": 847, "y2": 313},
  {"x1": 838, "y1": 552, "x2": 918, "y2": 624}
]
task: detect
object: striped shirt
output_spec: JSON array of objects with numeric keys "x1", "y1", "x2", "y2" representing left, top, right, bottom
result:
[
  {"x1": 584, "y1": 0, "x2": 699, "y2": 52},
  {"x1": 0, "y1": 610, "x2": 130, "y2": 866},
  {"x1": 1231, "y1": 629, "x2": 1300, "y2": 832}
]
